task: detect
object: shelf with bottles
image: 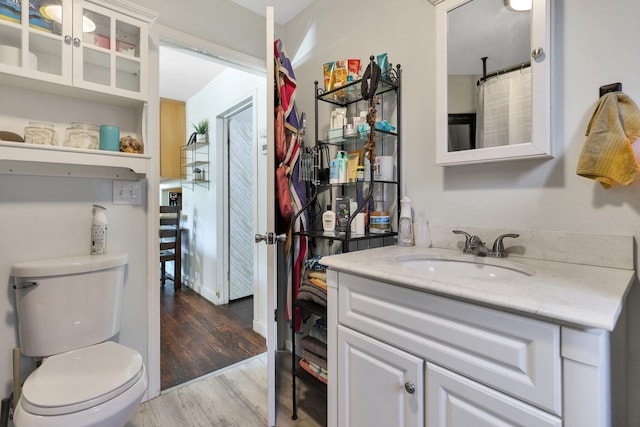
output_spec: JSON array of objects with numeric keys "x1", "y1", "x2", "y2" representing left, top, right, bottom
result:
[
  {"x1": 316, "y1": 67, "x2": 400, "y2": 107},
  {"x1": 318, "y1": 128, "x2": 397, "y2": 147}
]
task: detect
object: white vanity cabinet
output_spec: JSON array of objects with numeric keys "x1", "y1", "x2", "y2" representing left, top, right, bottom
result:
[
  {"x1": 0, "y1": 0, "x2": 155, "y2": 101},
  {"x1": 328, "y1": 270, "x2": 625, "y2": 427}
]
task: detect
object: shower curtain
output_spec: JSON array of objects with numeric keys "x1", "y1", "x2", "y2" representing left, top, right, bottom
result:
[{"x1": 477, "y1": 66, "x2": 532, "y2": 148}]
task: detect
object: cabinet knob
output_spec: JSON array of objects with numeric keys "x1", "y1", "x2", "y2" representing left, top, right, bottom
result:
[
  {"x1": 531, "y1": 47, "x2": 544, "y2": 59},
  {"x1": 64, "y1": 35, "x2": 72, "y2": 45},
  {"x1": 404, "y1": 382, "x2": 415, "y2": 394},
  {"x1": 73, "y1": 37, "x2": 81, "y2": 48}
]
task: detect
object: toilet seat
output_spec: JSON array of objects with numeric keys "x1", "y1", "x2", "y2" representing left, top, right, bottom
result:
[{"x1": 20, "y1": 341, "x2": 143, "y2": 416}]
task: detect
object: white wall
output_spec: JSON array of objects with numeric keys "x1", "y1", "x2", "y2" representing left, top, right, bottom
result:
[
  {"x1": 0, "y1": 86, "x2": 148, "y2": 397},
  {"x1": 182, "y1": 69, "x2": 267, "y2": 329},
  {"x1": 131, "y1": 0, "x2": 279, "y2": 60},
  {"x1": 283, "y1": 0, "x2": 640, "y2": 421}
]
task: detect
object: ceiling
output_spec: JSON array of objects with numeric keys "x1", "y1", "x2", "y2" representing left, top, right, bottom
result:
[
  {"x1": 159, "y1": 46, "x2": 229, "y2": 101},
  {"x1": 448, "y1": 0, "x2": 530, "y2": 75},
  {"x1": 230, "y1": 0, "x2": 316, "y2": 25},
  {"x1": 160, "y1": 1, "x2": 315, "y2": 101}
]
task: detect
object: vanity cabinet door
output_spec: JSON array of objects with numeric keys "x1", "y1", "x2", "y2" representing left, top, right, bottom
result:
[
  {"x1": 338, "y1": 325, "x2": 424, "y2": 427},
  {"x1": 426, "y1": 363, "x2": 561, "y2": 427}
]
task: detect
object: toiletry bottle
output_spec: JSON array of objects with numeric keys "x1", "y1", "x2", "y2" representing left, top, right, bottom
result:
[
  {"x1": 414, "y1": 210, "x2": 432, "y2": 248},
  {"x1": 329, "y1": 156, "x2": 340, "y2": 184},
  {"x1": 322, "y1": 205, "x2": 336, "y2": 233},
  {"x1": 398, "y1": 196, "x2": 413, "y2": 246},
  {"x1": 338, "y1": 150, "x2": 348, "y2": 183},
  {"x1": 91, "y1": 204, "x2": 107, "y2": 255}
]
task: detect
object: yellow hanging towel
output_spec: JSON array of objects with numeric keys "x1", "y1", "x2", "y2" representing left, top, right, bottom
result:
[{"x1": 577, "y1": 92, "x2": 640, "y2": 188}]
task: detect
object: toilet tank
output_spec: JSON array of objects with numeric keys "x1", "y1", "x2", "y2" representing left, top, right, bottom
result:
[{"x1": 11, "y1": 253, "x2": 129, "y2": 357}]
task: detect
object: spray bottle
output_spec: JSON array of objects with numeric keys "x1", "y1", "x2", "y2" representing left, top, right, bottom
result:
[{"x1": 91, "y1": 205, "x2": 107, "y2": 255}]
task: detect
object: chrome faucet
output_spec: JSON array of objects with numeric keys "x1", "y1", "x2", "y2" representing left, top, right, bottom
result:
[{"x1": 453, "y1": 230, "x2": 519, "y2": 257}]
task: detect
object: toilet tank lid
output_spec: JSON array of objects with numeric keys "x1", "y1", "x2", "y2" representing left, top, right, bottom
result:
[{"x1": 11, "y1": 253, "x2": 128, "y2": 278}]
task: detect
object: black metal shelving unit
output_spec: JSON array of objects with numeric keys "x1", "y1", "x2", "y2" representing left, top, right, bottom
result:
[{"x1": 290, "y1": 57, "x2": 402, "y2": 420}]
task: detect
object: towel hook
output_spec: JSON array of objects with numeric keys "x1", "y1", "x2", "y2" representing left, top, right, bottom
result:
[{"x1": 599, "y1": 82, "x2": 622, "y2": 98}]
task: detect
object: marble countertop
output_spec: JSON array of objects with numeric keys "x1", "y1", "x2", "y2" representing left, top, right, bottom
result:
[{"x1": 321, "y1": 245, "x2": 635, "y2": 331}]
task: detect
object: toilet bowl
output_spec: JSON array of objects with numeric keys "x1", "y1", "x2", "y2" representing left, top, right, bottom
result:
[
  {"x1": 13, "y1": 342, "x2": 147, "y2": 427},
  {"x1": 11, "y1": 254, "x2": 147, "y2": 427}
]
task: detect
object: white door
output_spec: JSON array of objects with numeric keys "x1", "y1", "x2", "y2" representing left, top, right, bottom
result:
[
  {"x1": 256, "y1": 7, "x2": 277, "y2": 426},
  {"x1": 338, "y1": 325, "x2": 424, "y2": 427}
]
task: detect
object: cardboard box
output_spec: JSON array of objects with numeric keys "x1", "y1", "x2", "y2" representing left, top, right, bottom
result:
[
  {"x1": 116, "y1": 40, "x2": 136, "y2": 56},
  {"x1": 91, "y1": 33, "x2": 110, "y2": 49}
]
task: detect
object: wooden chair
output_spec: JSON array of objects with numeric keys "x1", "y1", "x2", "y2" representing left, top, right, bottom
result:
[{"x1": 160, "y1": 205, "x2": 181, "y2": 289}]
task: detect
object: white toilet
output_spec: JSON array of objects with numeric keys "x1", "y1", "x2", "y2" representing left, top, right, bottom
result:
[{"x1": 11, "y1": 253, "x2": 147, "y2": 427}]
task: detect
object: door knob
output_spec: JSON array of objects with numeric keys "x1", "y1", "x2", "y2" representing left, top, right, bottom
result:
[{"x1": 255, "y1": 232, "x2": 287, "y2": 245}]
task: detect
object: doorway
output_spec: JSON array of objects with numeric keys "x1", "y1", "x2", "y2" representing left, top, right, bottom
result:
[
  {"x1": 158, "y1": 43, "x2": 268, "y2": 391},
  {"x1": 225, "y1": 103, "x2": 256, "y2": 301}
]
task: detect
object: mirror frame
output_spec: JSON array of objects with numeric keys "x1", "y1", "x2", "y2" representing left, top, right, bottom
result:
[{"x1": 435, "y1": 0, "x2": 552, "y2": 166}]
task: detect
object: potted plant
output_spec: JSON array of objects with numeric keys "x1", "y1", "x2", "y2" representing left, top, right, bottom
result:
[{"x1": 192, "y1": 119, "x2": 209, "y2": 143}]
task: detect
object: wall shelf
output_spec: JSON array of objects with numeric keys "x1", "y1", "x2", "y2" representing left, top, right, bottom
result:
[
  {"x1": 0, "y1": 140, "x2": 149, "y2": 179},
  {"x1": 181, "y1": 141, "x2": 209, "y2": 190}
]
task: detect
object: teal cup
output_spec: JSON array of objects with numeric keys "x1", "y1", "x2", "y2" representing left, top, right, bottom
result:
[{"x1": 99, "y1": 125, "x2": 120, "y2": 151}]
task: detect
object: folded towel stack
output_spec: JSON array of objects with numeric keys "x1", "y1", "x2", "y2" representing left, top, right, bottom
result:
[
  {"x1": 577, "y1": 92, "x2": 640, "y2": 188},
  {"x1": 299, "y1": 335, "x2": 328, "y2": 384},
  {"x1": 297, "y1": 260, "x2": 328, "y2": 307},
  {"x1": 297, "y1": 256, "x2": 329, "y2": 383}
]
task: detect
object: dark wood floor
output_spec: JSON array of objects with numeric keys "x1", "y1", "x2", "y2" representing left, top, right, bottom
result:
[{"x1": 160, "y1": 281, "x2": 267, "y2": 390}]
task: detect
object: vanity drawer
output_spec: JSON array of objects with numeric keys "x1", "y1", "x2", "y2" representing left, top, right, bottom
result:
[{"x1": 337, "y1": 273, "x2": 561, "y2": 415}]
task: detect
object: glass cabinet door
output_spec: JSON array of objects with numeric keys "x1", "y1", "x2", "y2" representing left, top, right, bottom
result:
[
  {"x1": 0, "y1": 0, "x2": 72, "y2": 83},
  {"x1": 73, "y1": 1, "x2": 146, "y2": 99}
]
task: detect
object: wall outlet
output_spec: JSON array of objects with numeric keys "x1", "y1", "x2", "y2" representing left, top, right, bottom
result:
[{"x1": 113, "y1": 180, "x2": 142, "y2": 205}]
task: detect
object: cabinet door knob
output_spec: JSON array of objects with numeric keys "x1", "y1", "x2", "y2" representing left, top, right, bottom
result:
[
  {"x1": 73, "y1": 37, "x2": 81, "y2": 48},
  {"x1": 64, "y1": 35, "x2": 72, "y2": 45},
  {"x1": 531, "y1": 47, "x2": 544, "y2": 59},
  {"x1": 404, "y1": 381, "x2": 415, "y2": 394}
]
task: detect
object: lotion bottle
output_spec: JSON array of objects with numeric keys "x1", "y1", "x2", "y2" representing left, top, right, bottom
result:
[
  {"x1": 91, "y1": 204, "x2": 107, "y2": 255},
  {"x1": 322, "y1": 205, "x2": 336, "y2": 233}
]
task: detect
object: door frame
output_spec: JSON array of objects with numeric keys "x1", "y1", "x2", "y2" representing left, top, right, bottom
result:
[{"x1": 148, "y1": 24, "x2": 268, "y2": 402}]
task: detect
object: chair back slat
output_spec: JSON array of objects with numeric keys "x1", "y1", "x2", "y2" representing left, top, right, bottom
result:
[{"x1": 159, "y1": 205, "x2": 181, "y2": 289}]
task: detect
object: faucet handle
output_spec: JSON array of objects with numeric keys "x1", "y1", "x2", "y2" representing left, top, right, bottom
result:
[
  {"x1": 453, "y1": 230, "x2": 472, "y2": 252},
  {"x1": 491, "y1": 233, "x2": 520, "y2": 257}
]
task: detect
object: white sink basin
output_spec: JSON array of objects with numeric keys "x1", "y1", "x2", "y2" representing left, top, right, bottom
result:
[{"x1": 397, "y1": 256, "x2": 534, "y2": 280}]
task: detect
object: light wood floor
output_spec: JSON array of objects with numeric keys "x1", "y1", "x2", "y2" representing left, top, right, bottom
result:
[{"x1": 127, "y1": 351, "x2": 326, "y2": 426}]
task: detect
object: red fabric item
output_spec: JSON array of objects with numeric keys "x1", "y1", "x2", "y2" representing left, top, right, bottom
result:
[
  {"x1": 275, "y1": 105, "x2": 286, "y2": 163},
  {"x1": 276, "y1": 164, "x2": 293, "y2": 220}
]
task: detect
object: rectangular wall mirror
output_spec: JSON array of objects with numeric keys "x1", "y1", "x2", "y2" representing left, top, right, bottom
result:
[{"x1": 435, "y1": 0, "x2": 552, "y2": 165}]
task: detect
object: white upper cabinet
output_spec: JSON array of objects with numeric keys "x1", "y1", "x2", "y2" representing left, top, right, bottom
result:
[
  {"x1": 0, "y1": 0, "x2": 156, "y2": 101},
  {"x1": 435, "y1": 0, "x2": 552, "y2": 165}
]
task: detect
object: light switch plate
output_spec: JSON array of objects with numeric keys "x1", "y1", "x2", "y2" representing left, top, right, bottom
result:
[{"x1": 113, "y1": 180, "x2": 142, "y2": 205}]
